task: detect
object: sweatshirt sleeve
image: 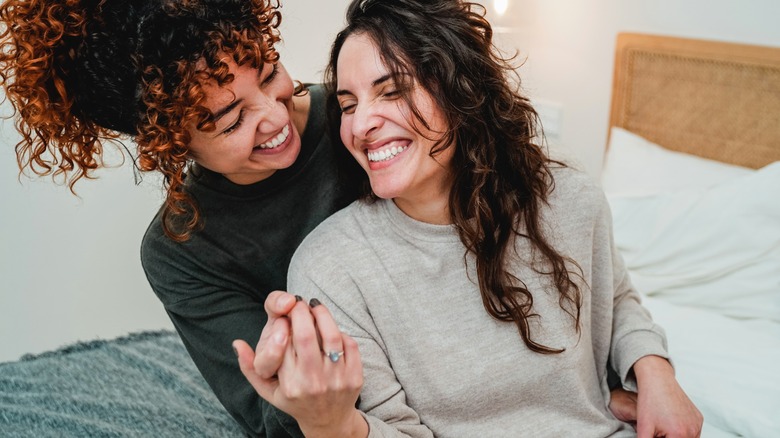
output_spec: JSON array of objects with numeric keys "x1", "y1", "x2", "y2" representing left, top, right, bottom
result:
[
  {"x1": 601, "y1": 197, "x2": 670, "y2": 392},
  {"x1": 141, "y1": 231, "x2": 303, "y2": 438},
  {"x1": 288, "y1": 250, "x2": 434, "y2": 438}
]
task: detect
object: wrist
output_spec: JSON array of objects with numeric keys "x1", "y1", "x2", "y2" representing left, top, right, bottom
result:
[
  {"x1": 301, "y1": 408, "x2": 368, "y2": 438},
  {"x1": 632, "y1": 354, "x2": 674, "y2": 387}
]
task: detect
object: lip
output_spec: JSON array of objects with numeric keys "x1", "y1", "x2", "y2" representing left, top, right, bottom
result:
[
  {"x1": 362, "y1": 137, "x2": 410, "y2": 151},
  {"x1": 252, "y1": 122, "x2": 293, "y2": 155}
]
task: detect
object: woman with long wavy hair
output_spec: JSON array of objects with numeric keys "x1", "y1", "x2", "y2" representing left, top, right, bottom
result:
[{"x1": 235, "y1": 0, "x2": 702, "y2": 437}]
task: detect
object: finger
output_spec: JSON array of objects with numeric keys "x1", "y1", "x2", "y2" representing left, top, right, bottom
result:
[
  {"x1": 264, "y1": 291, "x2": 298, "y2": 319},
  {"x1": 342, "y1": 333, "x2": 361, "y2": 367},
  {"x1": 289, "y1": 300, "x2": 321, "y2": 367},
  {"x1": 257, "y1": 291, "x2": 297, "y2": 353},
  {"x1": 342, "y1": 333, "x2": 364, "y2": 388},
  {"x1": 253, "y1": 317, "x2": 291, "y2": 379},
  {"x1": 275, "y1": 332, "x2": 303, "y2": 400},
  {"x1": 309, "y1": 298, "x2": 345, "y2": 364},
  {"x1": 634, "y1": 419, "x2": 654, "y2": 438},
  {"x1": 233, "y1": 339, "x2": 277, "y2": 402},
  {"x1": 608, "y1": 388, "x2": 638, "y2": 423}
]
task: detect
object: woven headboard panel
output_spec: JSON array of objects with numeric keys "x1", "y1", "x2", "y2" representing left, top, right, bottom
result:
[{"x1": 608, "y1": 33, "x2": 780, "y2": 169}]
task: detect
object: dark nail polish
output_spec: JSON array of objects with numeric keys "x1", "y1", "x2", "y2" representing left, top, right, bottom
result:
[
  {"x1": 309, "y1": 298, "x2": 321, "y2": 308},
  {"x1": 295, "y1": 295, "x2": 303, "y2": 302}
]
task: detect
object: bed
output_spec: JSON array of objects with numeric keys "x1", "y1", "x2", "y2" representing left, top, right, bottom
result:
[
  {"x1": 0, "y1": 331, "x2": 244, "y2": 437},
  {"x1": 1, "y1": 32, "x2": 778, "y2": 437},
  {"x1": 602, "y1": 33, "x2": 780, "y2": 437}
]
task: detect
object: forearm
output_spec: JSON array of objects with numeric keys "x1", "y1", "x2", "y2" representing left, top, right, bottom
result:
[
  {"x1": 162, "y1": 299, "x2": 303, "y2": 437},
  {"x1": 610, "y1": 247, "x2": 669, "y2": 388}
]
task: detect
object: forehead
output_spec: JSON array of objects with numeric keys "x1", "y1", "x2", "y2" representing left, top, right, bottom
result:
[
  {"x1": 337, "y1": 33, "x2": 388, "y2": 79},
  {"x1": 196, "y1": 59, "x2": 258, "y2": 107}
]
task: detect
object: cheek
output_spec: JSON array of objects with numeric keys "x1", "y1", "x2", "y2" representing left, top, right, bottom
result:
[
  {"x1": 340, "y1": 119, "x2": 353, "y2": 150},
  {"x1": 275, "y1": 68, "x2": 295, "y2": 98}
]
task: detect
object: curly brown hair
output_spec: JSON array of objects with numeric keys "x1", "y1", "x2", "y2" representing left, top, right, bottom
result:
[
  {"x1": 0, "y1": 0, "x2": 283, "y2": 240},
  {"x1": 326, "y1": 0, "x2": 583, "y2": 354}
]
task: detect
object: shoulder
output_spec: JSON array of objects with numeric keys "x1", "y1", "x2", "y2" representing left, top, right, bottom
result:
[
  {"x1": 289, "y1": 200, "x2": 381, "y2": 271},
  {"x1": 139, "y1": 206, "x2": 217, "y2": 306},
  {"x1": 140, "y1": 208, "x2": 168, "y2": 270},
  {"x1": 296, "y1": 84, "x2": 335, "y2": 164},
  {"x1": 302, "y1": 83, "x2": 327, "y2": 134},
  {"x1": 294, "y1": 201, "x2": 374, "y2": 252},
  {"x1": 547, "y1": 164, "x2": 609, "y2": 214},
  {"x1": 139, "y1": 209, "x2": 178, "y2": 301}
]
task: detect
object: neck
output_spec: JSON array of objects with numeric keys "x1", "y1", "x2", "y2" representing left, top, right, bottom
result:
[{"x1": 393, "y1": 185, "x2": 452, "y2": 225}]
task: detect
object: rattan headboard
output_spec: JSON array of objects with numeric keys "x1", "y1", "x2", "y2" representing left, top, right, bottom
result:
[{"x1": 608, "y1": 33, "x2": 780, "y2": 169}]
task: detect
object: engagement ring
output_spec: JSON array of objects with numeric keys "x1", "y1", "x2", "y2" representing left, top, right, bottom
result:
[{"x1": 326, "y1": 351, "x2": 344, "y2": 363}]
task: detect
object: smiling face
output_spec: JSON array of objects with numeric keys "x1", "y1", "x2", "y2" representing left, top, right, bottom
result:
[
  {"x1": 336, "y1": 33, "x2": 455, "y2": 223},
  {"x1": 186, "y1": 59, "x2": 302, "y2": 185}
]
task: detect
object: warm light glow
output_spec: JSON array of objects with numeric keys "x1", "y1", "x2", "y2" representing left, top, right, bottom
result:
[{"x1": 493, "y1": 0, "x2": 509, "y2": 16}]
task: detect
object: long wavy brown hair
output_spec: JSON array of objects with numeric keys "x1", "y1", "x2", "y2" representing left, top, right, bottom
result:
[
  {"x1": 326, "y1": 0, "x2": 583, "y2": 353},
  {"x1": 0, "y1": 0, "x2": 283, "y2": 240}
]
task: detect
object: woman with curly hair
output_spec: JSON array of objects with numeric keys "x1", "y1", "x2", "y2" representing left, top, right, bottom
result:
[
  {"x1": 0, "y1": 0, "x2": 363, "y2": 435},
  {"x1": 234, "y1": 0, "x2": 703, "y2": 437}
]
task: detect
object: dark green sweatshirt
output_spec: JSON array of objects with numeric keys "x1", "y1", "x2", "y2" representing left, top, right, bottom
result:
[{"x1": 141, "y1": 84, "x2": 358, "y2": 437}]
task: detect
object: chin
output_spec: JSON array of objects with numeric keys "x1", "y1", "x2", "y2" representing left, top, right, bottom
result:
[{"x1": 368, "y1": 184, "x2": 402, "y2": 200}]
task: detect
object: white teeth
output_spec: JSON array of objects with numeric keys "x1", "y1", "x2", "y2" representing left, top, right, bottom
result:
[
  {"x1": 258, "y1": 124, "x2": 290, "y2": 149},
  {"x1": 367, "y1": 143, "x2": 408, "y2": 162}
]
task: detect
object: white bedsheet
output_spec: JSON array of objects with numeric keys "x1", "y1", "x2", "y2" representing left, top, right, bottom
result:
[
  {"x1": 603, "y1": 128, "x2": 780, "y2": 437},
  {"x1": 641, "y1": 296, "x2": 780, "y2": 437}
]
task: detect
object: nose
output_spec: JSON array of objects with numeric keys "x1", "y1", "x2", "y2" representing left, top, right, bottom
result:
[
  {"x1": 254, "y1": 91, "x2": 286, "y2": 133},
  {"x1": 351, "y1": 100, "x2": 383, "y2": 140}
]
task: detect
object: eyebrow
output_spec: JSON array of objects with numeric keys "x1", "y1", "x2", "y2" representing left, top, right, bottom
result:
[
  {"x1": 336, "y1": 74, "x2": 393, "y2": 97},
  {"x1": 212, "y1": 99, "x2": 242, "y2": 123},
  {"x1": 211, "y1": 68, "x2": 265, "y2": 122}
]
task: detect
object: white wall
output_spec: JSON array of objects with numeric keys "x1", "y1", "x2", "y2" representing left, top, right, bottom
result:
[
  {"x1": 0, "y1": 123, "x2": 169, "y2": 362},
  {"x1": 480, "y1": 0, "x2": 780, "y2": 175},
  {"x1": 2, "y1": 0, "x2": 778, "y2": 362},
  {"x1": 275, "y1": 1, "x2": 350, "y2": 84}
]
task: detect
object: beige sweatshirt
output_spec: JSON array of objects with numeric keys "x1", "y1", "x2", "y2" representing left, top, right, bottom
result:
[{"x1": 288, "y1": 166, "x2": 667, "y2": 437}]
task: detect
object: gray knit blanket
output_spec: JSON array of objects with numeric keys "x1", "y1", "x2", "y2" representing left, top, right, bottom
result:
[{"x1": 0, "y1": 330, "x2": 244, "y2": 437}]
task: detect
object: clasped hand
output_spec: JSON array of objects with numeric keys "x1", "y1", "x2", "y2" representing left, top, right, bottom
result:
[{"x1": 233, "y1": 292, "x2": 366, "y2": 437}]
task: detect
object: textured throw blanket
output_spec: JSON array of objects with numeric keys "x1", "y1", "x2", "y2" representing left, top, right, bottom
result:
[{"x1": 0, "y1": 330, "x2": 244, "y2": 437}]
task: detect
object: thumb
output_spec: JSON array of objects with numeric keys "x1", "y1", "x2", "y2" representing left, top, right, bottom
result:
[
  {"x1": 635, "y1": 417, "x2": 655, "y2": 438},
  {"x1": 233, "y1": 339, "x2": 277, "y2": 402}
]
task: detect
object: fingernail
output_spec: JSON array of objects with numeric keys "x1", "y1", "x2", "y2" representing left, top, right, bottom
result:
[
  {"x1": 309, "y1": 298, "x2": 321, "y2": 308},
  {"x1": 295, "y1": 295, "x2": 303, "y2": 302},
  {"x1": 232, "y1": 344, "x2": 238, "y2": 357},
  {"x1": 273, "y1": 331, "x2": 287, "y2": 345}
]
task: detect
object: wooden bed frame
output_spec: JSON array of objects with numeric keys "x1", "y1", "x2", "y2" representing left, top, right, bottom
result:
[{"x1": 608, "y1": 33, "x2": 780, "y2": 169}]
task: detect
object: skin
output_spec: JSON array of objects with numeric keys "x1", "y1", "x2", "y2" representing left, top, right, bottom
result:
[
  {"x1": 634, "y1": 356, "x2": 703, "y2": 437},
  {"x1": 236, "y1": 33, "x2": 701, "y2": 437},
  {"x1": 187, "y1": 59, "x2": 310, "y2": 185},
  {"x1": 234, "y1": 295, "x2": 366, "y2": 438},
  {"x1": 335, "y1": 33, "x2": 455, "y2": 224}
]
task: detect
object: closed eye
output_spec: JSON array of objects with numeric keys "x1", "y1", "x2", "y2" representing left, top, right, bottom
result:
[
  {"x1": 261, "y1": 63, "x2": 278, "y2": 86},
  {"x1": 383, "y1": 88, "x2": 400, "y2": 98},
  {"x1": 340, "y1": 103, "x2": 356, "y2": 114},
  {"x1": 338, "y1": 95, "x2": 357, "y2": 115},
  {"x1": 222, "y1": 109, "x2": 244, "y2": 135}
]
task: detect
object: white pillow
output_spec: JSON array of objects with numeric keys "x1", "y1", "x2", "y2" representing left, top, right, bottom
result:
[
  {"x1": 601, "y1": 127, "x2": 753, "y2": 197},
  {"x1": 641, "y1": 295, "x2": 780, "y2": 438},
  {"x1": 609, "y1": 162, "x2": 780, "y2": 322}
]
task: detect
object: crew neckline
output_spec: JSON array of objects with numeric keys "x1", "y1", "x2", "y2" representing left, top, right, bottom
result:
[{"x1": 380, "y1": 198, "x2": 460, "y2": 243}]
